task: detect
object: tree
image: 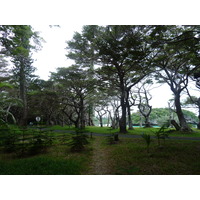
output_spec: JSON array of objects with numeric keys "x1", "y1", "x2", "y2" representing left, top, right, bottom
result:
[
  {"x1": 131, "y1": 108, "x2": 198, "y2": 127},
  {"x1": 0, "y1": 25, "x2": 42, "y2": 126},
  {"x1": 153, "y1": 26, "x2": 200, "y2": 132},
  {"x1": 136, "y1": 80, "x2": 153, "y2": 128},
  {"x1": 94, "y1": 25, "x2": 154, "y2": 133},
  {"x1": 183, "y1": 95, "x2": 200, "y2": 129},
  {"x1": 51, "y1": 65, "x2": 96, "y2": 129}
]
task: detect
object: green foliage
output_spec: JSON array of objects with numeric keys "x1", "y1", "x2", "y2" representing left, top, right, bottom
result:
[{"x1": 132, "y1": 108, "x2": 198, "y2": 126}]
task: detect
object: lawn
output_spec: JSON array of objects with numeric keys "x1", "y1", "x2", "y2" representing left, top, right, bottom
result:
[
  {"x1": 105, "y1": 137, "x2": 200, "y2": 175},
  {"x1": 1, "y1": 125, "x2": 200, "y2": 175}
]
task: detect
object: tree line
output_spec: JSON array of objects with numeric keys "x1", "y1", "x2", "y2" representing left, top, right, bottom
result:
[{"x1": 0, "y1": 25, "x2": 200, "y2": 133}]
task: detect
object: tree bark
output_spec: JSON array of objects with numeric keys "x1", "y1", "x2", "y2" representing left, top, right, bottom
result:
[
  {"x1": 119, "y1": 90, "x2": 127, "y2": 133},
  {"x1": 19, "y1": 64, "x2": 28, "y2": 126},
  {"x1": 127, "y1": 100, "x2": 133, "y2": 130},
  {"x1": 174, "y1": 93, "x2": 192, "y2": 132}
]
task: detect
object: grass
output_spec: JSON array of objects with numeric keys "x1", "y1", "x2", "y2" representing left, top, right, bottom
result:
[
  {"x1": 0, "y1": 126, "x2": 94, "y2": 175},
  {"x1": 0, "y1": 155, "x2": 86, "y2": 175},
  {"x1": 1, "y1": 125, "x2": 200, "y2": 175},
  {"x1": 84, "y1": 126, "x2": 200, "y2": 138},
  {"x1": 34, "y1": 125, "x2": 200, "y2": 138},
  {"x1": 104, "y1": 137, "x2": 200, "y2": 175}
]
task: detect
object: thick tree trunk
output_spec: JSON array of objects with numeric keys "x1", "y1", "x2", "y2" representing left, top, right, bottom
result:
[
  {"x1": 88, "y1": 104, "x2": 94, "y2": 126},
  {"x1": 197, "y1": 108, "x2": 200, "y2": 129},
  {"x1": 119, "y1": 90, "x2": 127, "y2": 133},
  {"x1": 144, "y1": 116, "x2": 151, "y2": 128},
  {"x1": 80, "y1": 99, "x2": 85, "y2": 129},
  {"x1": 174, "y1": 93, "x2": 192, "y2": 132},
  {"x1": 171, "y1": 120, "x2": 181, "y2": 131}
]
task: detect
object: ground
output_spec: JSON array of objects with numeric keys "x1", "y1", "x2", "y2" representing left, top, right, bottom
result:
[{"x1": 87, "y1": 137, "x2": 113, "y2": 175}]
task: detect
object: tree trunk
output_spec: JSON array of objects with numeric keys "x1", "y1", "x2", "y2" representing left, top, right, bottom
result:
[
  {"x1": 174, "y1": 93, "x2": 192, "y2": 132},
  {"x1": 119, "y1": 90, "x2": 127, "y2": 133},
  {"x1": 88, "y1": 104, "x2": 94, "y2": 126},
  {"x1": 171, "y1": 120, "x2": 181, "y2": 131},
  {"x1": 144, "y1": 116, "x2": 151, "y2": 128},
  {"x1": 80, "y1": 100, "x2": 85, "y2": 129},
  {"x1": 127, "y1": 101, "x2": 133, "y2": 130},
  {"x1": 19, "y1": 65, "x2": 27, "y2": 126},
  {"x1": 99, "y1": 116, "x2": 103, "y2": 127},
  {"x1": 197, "y1": 107, "x2": 200, "y2": 129}
]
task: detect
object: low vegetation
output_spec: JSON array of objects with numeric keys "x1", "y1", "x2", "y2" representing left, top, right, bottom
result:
[{"x1": 0, "y1": 125, "x2": 200, "y2": 175}]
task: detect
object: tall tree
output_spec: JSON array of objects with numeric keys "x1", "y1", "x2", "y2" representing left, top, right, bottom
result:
[
  {"x1": 67, "y1": 26, "x2": 101, "y2": 125},
  {"x1": 153, "y1": 26, "x2": 200, "y2": 131},
  {"x1": 51, "y1": 65, "x2": 96, "y2": 129},
  {"x1": 94, "y1": 25, "x2": 154, "y2": 133}
]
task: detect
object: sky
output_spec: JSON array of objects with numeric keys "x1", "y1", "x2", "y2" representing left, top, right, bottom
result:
[{"x1": 32, "y1": 25, "x2": 83, "y2": 80}]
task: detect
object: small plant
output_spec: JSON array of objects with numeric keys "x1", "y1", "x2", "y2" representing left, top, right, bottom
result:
[
  {"x1": 29, "y1": 133, "x2": 53, "y2": 155},
  {"x1": 154, "y1": 123, "x2": 169, "y2": 147},
  {"x1": 68, "y1": 134, "x2": 89, "y2": 152},
  {"x1": 68, "y1": 129, "x2": 89, "y2": 152},
  {"x1": 141, "y1": 133, "x2": 151, "y2": 153},
  {"x1": 106, "y1": 132, "x2": 119, "y2": 145}
]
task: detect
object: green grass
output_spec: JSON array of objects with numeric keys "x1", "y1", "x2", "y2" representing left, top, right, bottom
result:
[
  {"x1": 104, "y1": 137, "x2": 200, "y2": 175},
  {"x1": 1, "y1": 125, "x2": 200, "y2": 175},
  {"x1": 0, "y1": 155, "x2": 87, "y2": 175},
  {"x1": 86, "y1": 126, "x2": 200, "y2": 137}
]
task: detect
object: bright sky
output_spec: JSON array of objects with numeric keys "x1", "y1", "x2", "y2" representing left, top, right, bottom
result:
[{"x1": 32, "y1": 25, "x2": 82, "y2": 80}]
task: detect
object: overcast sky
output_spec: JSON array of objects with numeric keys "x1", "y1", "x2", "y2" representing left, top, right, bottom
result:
[{"x1": 32, "y1": 25, "x2": 83, "y2": 80}]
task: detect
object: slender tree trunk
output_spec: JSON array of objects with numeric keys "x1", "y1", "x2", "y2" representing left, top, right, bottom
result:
[
  {"x1": 19, "y1": 65, "x2": 28, "y2": 126},
  {"x1": 99, "y1": 116, "x2": 103, "y2": 127},
  {"x1": 127, "y1": 101, "x2": 133, "y2": 130}
]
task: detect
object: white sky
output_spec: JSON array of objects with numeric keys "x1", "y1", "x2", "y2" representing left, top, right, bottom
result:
[{"x1": 32, "y1": 25, "x2": 83, "y2": 80}]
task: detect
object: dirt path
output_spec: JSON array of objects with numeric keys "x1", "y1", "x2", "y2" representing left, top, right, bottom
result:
[{"x1": 87, "y1": 137, "x2": 113, "y2": 175}]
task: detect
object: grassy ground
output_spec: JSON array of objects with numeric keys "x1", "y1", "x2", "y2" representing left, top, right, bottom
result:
[
  {"x1": 106, "y1": 137, "x2": 200, "y2": 175},
  {"x1": 0, "y1": 130, "x2": 94, "y2": 175},
  {"x1": 1, "y1": 126, "x2": 200, "y2": 175}
]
